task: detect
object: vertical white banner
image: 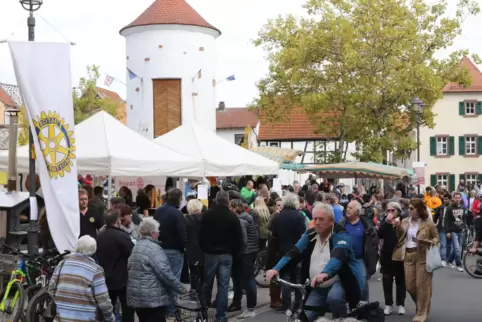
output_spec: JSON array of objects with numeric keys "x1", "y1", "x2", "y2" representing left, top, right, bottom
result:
[{"x1": 9, "y1": 42, "x2": 79, "y2": 252}]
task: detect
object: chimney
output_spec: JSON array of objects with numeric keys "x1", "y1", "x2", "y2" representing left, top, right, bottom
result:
[
  {"x1": 7, "y1": 108, "x2": 20, "y2": 192},
  {"x1": 217, "y1": 101, "x2": 225, "y2": 111}
]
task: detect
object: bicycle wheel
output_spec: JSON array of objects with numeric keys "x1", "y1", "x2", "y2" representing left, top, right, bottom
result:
[
  {"x1": 25, "y1": 284, "x2": 42, "y2": 303},
  {"x1": 0, "y1": 280, "x2": 25, "y2": 322},
  {"x1": 462, "y1": 250, "x2": 482, "y2": 279},
  {"x1": 254, "y1": 250, "x2": 269, "y2": 288},
  {"x1": 26, "y1": 288, "x2": 56, "y2": 322}
]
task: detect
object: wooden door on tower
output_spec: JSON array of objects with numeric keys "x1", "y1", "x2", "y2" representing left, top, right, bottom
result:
[{"x1": 152, "y1": 79, "x2": 181, "y2": 138}]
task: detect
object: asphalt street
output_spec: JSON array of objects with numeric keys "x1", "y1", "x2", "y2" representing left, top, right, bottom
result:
[{"x1": 245, "y1": 266, "x2": 481, "y2": 322}]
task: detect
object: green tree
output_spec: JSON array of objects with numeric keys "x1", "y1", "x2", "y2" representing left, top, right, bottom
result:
[
  {"x1": 73, "y1": 65, "x2": 120, "y2": 124},
  {"x1": 251, "y1": 0, "x2": 480, "y2": 163},
  {"x1": 17, "y1": 106, "x2": 29, "y2": 145}
]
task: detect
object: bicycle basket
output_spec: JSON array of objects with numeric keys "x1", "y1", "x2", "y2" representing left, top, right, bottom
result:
[{"x1": 0, "y1": 254, "x2": 19, "y2": 274}]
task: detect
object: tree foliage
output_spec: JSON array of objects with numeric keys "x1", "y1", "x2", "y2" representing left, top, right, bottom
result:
[
  {"x1": 17, "y1": 106, "x2": 29, "y2": 145},
  {"x1": 251, "y1": 0, "x2": 480, "y2": 163},
  {"x1": 73, "y1": 65, "x2": 120, "y2": 124}
]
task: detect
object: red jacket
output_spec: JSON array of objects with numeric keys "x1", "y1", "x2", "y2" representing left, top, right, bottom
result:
[{"x1": 472, "y1": 199, "x2": 481, "y2": 216}]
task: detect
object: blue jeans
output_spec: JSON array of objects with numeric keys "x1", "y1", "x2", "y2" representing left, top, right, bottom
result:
[
  {"x1": 164, "y1": 249, "x2": 184, "y2": 314},
  {"x1": 438, "y1": 228, "x2": 447, "y2": 261},
  {"x1": 281, "y1": 264, "x2": 302, "y2": 309},
  {"x1": 203, "y1": 254, "x2": 232, "y2": 322},
  {"x1": 356, "y1": 259, "x2": 369, "y2": 302},
  {"x1": 304, "y1": 282, "x2": 347, "y2": 321},
  {"x1": 447, "y1": 232, "x2": 462, "y2": 267}
]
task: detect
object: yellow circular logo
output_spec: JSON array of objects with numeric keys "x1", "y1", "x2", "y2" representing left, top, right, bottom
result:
[
  {"x1": 33, "y1": 111, "x2": 76, "y2": 179},
  {"x1": 89, "y1": 217, "x2": 95, "y2": 223}
]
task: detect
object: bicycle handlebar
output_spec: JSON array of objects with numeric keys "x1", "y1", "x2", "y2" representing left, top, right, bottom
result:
[
  {"x1": 1, "y1": 243, "x2": 32, "y2": 258},
  {"x1": 273, "y1": 276, "x2": 310, "y2": 289}
]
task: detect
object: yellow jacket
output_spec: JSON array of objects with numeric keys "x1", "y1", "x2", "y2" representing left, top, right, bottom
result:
[{"x1": 424, "y1": 193, "x2": 442, "y2": 215}]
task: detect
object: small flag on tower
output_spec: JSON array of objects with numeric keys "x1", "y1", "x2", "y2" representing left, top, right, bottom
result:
[
  {"x1": 104, "y1": 75, "x2": 114, "y2": 86},
  {"x1": 226, "y1": 75, "x2": 236, "y2": 81},
  {"x1": 127, "y1": 68, "x2": 139, "y2": 80}
]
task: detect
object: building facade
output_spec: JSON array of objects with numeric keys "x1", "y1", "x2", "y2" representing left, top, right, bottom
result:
[
  {"x1": 120, "y1": 0, "x2": 221, "y2": 139},
  {"x1": 216, "y1": 104, "x2": 259, "y2": 147},
  {"x1": 420, "y1": 57, "x2": 482, "y2": 191},
  {"x1": 257, "y1": 108, "x2": 357, "y2": 164}
]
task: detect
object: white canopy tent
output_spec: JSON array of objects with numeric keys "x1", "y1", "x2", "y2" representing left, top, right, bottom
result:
[
  {"x1": 0, "y1": 111, "x2": 204, "y2": 177},
  {"x1": 153, "y1": 122, "x2": 280, "y2": 176}
]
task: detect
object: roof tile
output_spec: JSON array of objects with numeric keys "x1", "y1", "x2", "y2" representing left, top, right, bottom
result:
[
  {"x1": 216, "y1": 108, "x2": 258, "y2": 129},
  {"x1": 258, "y1": 108, "x2": 336, "y2": 141},
  {"x1": 0, "y1": 87, "x2": 16, "y2": 107},
  {"x1": 96, "y1": 87, "x2": 123, "y2": 102},
  {"x1": 443, "y1": 56, "x2": 482, "y2": 93},
  {"x1": 120, "y1": 0, "x2": 220, "y2": 35}
]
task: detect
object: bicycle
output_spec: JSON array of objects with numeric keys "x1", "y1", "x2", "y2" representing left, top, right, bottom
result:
[
  {"x1": 274, "y1": 276, "x2": 310, "y2": 322},
  {"x1": 462, "y1": 246, "x2": 482, "y2": 279},
  {"x1": 174, "y1": 262, "x2": 209, "y2": 322}
]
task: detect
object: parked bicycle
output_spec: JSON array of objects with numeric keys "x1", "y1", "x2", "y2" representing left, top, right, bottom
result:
[
  {"x1": 463, "y1": 245, "x2": 482, "y2": 279},
  {"x1": 0, "y1": 244, "x2": 70, "y2": 322}
]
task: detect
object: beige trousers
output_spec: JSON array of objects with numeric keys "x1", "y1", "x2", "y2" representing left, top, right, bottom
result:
[{"x1": 404, "y1": 251, "x2": 433, "y2": 322}]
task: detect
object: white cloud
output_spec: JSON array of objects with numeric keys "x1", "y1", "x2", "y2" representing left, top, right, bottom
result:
[{"x1": 0, "y1": 0, "x2": 480, "y2": 107}]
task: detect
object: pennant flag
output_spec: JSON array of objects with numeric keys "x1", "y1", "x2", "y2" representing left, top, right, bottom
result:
[
  {"x1": 104, "y1": 74, "x2": 114, "y2": 86},
  {"x1": 127, "y1": 68, "x2": 139, "y2": 80},
  {"x1": 192, "y1": 69, "x2": 202, "y2": 82},
  {"x1": 226, "y1": 75, "x2": 236, "y2": 81},
  {"x1": 9, "y1": 41, "x2": 79, "y2": 252}
]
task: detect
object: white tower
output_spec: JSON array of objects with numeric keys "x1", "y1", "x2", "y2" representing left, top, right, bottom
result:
[{"x1": 120, "y1": 0, "x2": 221, "y2": 138}]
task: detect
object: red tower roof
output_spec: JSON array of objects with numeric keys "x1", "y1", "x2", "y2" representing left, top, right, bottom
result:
[{"x1": 120, "y1": 0, "x2": 220, "y2": 35}]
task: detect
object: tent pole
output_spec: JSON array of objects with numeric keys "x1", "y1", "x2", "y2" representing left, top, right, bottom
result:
[{"x1": 107, "y1": 175, "x2": 112, "y2": 208}]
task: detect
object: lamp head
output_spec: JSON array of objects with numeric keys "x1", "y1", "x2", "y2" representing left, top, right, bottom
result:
[{"x1": 20, "y1": 0, "x2": 43, "y2": 12}]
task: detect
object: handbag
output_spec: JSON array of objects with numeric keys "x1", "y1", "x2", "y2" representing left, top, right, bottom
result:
[
  {"x1": 347, "y1": 301, "x2": 385, "y2": 322},
  {"x1": 426, "y1": 245, "x2": 442, "y2": 273}
]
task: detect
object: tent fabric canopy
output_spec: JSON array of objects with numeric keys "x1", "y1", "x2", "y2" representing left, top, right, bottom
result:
[
  {"x1": 250, "y1": 146, "x2": 304, "y2": 164},
  {"x1": 298, "y1": 161, "x2": 411, "y2": 180},
  {"x1": 0, "y1": 111, "x2": 204, "y2": 176},
  {"x1": 153, "y1": 122, "x2": 279, "y2": 176}
]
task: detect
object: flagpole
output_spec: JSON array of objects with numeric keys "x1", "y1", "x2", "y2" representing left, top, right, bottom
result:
[{"x1": 21, "y1": 0, "x2": 41, "y2": 255}]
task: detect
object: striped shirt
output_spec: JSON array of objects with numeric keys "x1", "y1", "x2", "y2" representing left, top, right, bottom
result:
[{"x1": 48, "y1": 253, "x2": 115, "y2": 322}]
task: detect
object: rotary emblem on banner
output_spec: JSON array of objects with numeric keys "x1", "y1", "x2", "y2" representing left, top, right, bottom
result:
[{"x1": 33, "y1": 111, "x2": 76, "y2": 179}]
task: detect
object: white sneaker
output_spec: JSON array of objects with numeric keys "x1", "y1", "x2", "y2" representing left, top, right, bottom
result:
[
  {"x1": 441, "y1": 260, "x2": 447, "y2": 267},
  {"x1": 237, "y1": 310, "x2": 256, "y2": 319},
  {"x1": 457, "y1": 266, "x2": 464, "y2": 272},
  {"x1": 384, "y1": 305, "x2": 393, "y2": 315},
  {"x1": 397, "y1": 306, "x2": 406, "y2": 315},
  {"x1": 449, "y1": 263, "x2": 456, "y2": 269}
]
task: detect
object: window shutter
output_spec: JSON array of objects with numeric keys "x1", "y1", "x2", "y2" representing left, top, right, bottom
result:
[
  {"x1": 478, "y1": 136, "x2": 482, "y2": 155},
  {"x1": 430, "y1": 174, "x2": 436, "y2": 187},
  {"x1": 460, "y1": 174, "x2": 466, "y2": 182},
  {"x1": 478, "y1": 174, "x2": 482, "y2": 183},
  {"x1": 429, "y1": 137, "x2": 436, "y2": 156},
  {"x1": 449, "y1": 174, "x2": 455, "y2": 192},
  {"x1": 458, "y1": 136, "x2": 465, "y2": 155},
  {"x1": 477, "y1": 101, "x2": 482, "y2": 115},
  {"x1": 449, "y1": 136, "x2": 455, "y2": 155},
  {"x1": 459, "y1": 102, "x2": 465, "y2": 115}
]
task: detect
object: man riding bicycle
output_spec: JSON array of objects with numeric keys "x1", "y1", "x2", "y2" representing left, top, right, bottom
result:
[{"x1": 266, "y1": 203, "x2": 365, "y2": 321}]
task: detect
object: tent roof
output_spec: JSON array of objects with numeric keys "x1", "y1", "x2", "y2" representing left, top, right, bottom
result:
[
  {"x1": 0, "y1": 111, "x2": 203, "y2": 176},
  {"x1": 153, "y1": 122, "x2": 279, "y2": 176}
]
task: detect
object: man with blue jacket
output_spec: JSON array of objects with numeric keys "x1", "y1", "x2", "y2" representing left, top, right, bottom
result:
[{"x1": 266, "y1": 203, "x2": 365, "y2": 321}]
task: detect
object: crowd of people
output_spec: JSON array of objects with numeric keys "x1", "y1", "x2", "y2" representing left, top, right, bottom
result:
[{"x1": 38, "y1": 176, "x2": 482, "y2": 322}]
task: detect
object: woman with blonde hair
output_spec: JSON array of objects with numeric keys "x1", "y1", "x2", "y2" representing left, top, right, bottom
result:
[
  {"x1": 393, "y1": 198, "x2": 439, "y2": 322},
  {"x1": 252, "y1": 196, "x2": 270, "y2": 250}
]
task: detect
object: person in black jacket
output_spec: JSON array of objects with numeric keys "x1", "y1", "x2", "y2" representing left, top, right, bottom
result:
[
  {"x1": 444, "y1": 192, "x2": 466, "y2": 272},
  {"x1": 228, "y1": 199, "x2": 260, "y2": 318},
  {"x1": 378, "y1": 202, "x2": 406, "y2": 316},
  {"x1": 96, "y1": 208, "x2": 135, "y2": 322},
  {"x1": 185, "y1": 199, "x2": 205, "y2": 295},
  {"x1": 199, "y1": 191, "x2": 243, "y2": 322},
  {"x1": 153, "y1": 188, "x2": 186, "y2": 315},
  {"x1": 433, "y1": 193, "x2": 452, "y2": 266},
  {"x1": 269, "y1": 193, "x2": 306, "y2": 311}
]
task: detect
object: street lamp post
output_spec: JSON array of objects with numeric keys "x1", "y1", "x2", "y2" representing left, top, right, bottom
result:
[
  {"x1": 412, "y1": 97, "x2": 425, "y2": 195},
  {"x1": 20, "y1": 0, "x2": 43, "y2": 255}
]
